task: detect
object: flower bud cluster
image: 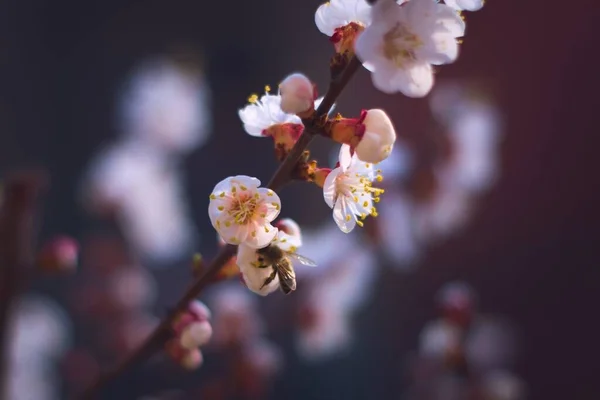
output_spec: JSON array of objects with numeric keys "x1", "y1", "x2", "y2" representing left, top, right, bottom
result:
[{"x1": 166, "y1": 300, "x2": 213, "y2": 369}]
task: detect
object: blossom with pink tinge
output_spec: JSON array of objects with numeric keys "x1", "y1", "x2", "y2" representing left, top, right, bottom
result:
[
  {"x1": 323, "y1": 144, "x2": 384, "y2": 233},
  {"x1": 208, "y1": 175, "x2": 281, "y2": 248},
  {"x1": 279, "y1": 73, "x2": 315, "y2": 115},
  {"x1": 167, "y1": 300, "x2": 213, "y2": 369},
  {"x1": 355, "y1": 0, "x2": 465, "y2": 97}
]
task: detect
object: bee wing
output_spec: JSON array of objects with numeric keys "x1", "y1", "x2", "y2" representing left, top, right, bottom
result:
[
  {"x1": 274, "y1": 261, "x2": 297, "y2": 293},
  {"x1": 287, "y1": 252, "x2": 317, "y2": 267}
]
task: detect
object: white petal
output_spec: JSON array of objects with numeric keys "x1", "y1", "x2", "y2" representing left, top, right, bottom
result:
[
  {"x1": 338, "y1": 144, "x2": 353, "y2": 171},
  {"x1": 256, "y1": 188, "x2": 281, "y2": 221},
  {"x1": 230, "y1": 175, "x2": 261, "y2": 189},
  {"x1": 380, "y1": 61, "x2": 434, "y2": 98},
  {"x1": 315, "y1": 0, "x2": 372, "y2": 36},
  {"x1": 275, "y1": 218, "x2": 302, "y2": 244},
  {"x1": 355, "y1": 23, "x2": 388, "y2": 72},
  {"x1": 275, "y1": 231, "x2": 303, "y2": 253},
  {"x1": 444, "y1": 0, "x2": 484, "y2": 11},
  {"x1": 405, "y1": 0, "x2": 439, "y2": 25},
  {"x1": 236, "y1": 243, "x2": 258, "y2": 265},
  {"x1": 217, "y1": 220, "x2": 250, "y2": 245},
  {"x1": 416, "y1": 33, "x2": 460, "y2": 65},
  {"x1": 371, "y1": 62, "x2": 404, "y2": 94},
  {"x1": 208, "y1": 197, "x2": 225, "y2": 226},
  {"x1": 243, "y1": 222, "x2": 278, "y2": 249},
  {"x1": 332, "y1": 197, "x2": 357, "y2": 233},
  {"x1": 435, "y1": 4, "x2": 466, "y2": 37},
  {"x1": 238, "y1": 106, "x2": 269, "y2": 137},
  {"x1": 323, "y1": 168, "x2": 343, "y2": 208},
  {"x1": 315, "y1": 2, "x2": 340, "y2": 36},
  {"x1": 237, "y1": 247, "x2": 280, "y2": 296}
]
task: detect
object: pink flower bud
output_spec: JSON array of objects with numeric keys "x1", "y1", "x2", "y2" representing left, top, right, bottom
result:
[
  {"x1": 279, "y1": 73, "x2": 315, "y2": 115},
  {"x1": 37, "y1": 235, "x2": 79, "y2": 273},
  {"x1": 181, "y1": 348, "x2": 204, "y2": 369},
  {"x1": 179, "y1": 321, "x2": 213, "y2": 350},
  {"x1": 355, "y1": 109, "x2": 396, "y2": 163}
]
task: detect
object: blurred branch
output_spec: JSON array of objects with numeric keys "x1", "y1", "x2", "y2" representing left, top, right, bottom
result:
[
  {"x1": 79, "y1": 55, "x2": 363, "y2": 399},
  {"x1": 0, "y1": 171, "x2": 46, "y2": 400}
]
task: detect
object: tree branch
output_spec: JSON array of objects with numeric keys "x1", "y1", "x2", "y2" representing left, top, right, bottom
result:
[{"x1": 79, "y1": 55, "x2": 363, "y2": 400}]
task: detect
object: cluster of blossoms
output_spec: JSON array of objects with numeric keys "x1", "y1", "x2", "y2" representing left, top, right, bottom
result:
[
  {"x1": 166, "y1": 300, "x2": 213, "y2": 369},
  {"x1": 317, "y1": 0, "x2": 484, "y2": 97},
  {"x1": 408, "y1": 282, "x2": 526, "y2": 399},
  {"x1": 208, "y1": 0, "x2": 485, "y2": 296}
]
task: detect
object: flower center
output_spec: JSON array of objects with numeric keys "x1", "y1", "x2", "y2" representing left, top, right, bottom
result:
[
  {"x1": 336, "y1": 172, "x2": 384, "y2": 205},
  {"x1": 229, "y1": 194, "x2": 258, "y2": 225},
  {"x1": 382, "y1": 23, "x2": 422, "y2": 68}
]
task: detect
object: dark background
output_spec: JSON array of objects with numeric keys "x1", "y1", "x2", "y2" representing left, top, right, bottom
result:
[{"x1": 1, "y1": 0, "x2": 600, "y2": 398}]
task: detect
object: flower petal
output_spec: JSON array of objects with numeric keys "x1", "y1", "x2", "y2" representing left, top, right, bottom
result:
[
  {"x1": 217, "y1": 220, "x2": 250, "y2": 245},
  {"x1": 323, "y1": 168, "x2": 343, "y2": 208},
  {"x1": 378, "y1": 61, "x2": 434, "y2": 98},
  {"x1": 332, "y1": 197, "x2": 357, "y2": 233},
  {"x1": 237, "y1": 246, "x2": 280, "y2": 296},
  {"x1": 444, "y1": 0, "x2": 484, "y2": 12},
  {"x1": 242, "y1": 221, "x2": 278, "y2": 249},
  {"x1": 338, "y1": 144, "x2": 353, "y2": 171},
  {"x1": 229, "y1": 175, "x2": 261, "y2": 190},
  {"x1": 256, "y1": 188, "x2": 281, "y2": 221},
  {"x1": 416, "y1": 32, "x2": 460, "y2": 65}
]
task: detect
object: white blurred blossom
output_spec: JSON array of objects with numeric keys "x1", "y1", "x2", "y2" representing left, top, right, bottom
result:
[
  {"x1": 119, "y1": 58, "x2": 211, "y2": 152},
  {"x1": 5, "y1": 295, "x2": 72, "y2": 400},
  {"x1": 294, "y1": 225, "x2": 378, "y2": 360}
]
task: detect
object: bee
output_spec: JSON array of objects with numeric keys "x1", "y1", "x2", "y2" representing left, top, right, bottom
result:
[{"x1": 256, "y1": 244, "x2": 317, "y2": 294}]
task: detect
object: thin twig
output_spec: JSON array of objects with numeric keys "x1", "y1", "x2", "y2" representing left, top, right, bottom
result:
[
  {"x1": 0, "y1": 171, "x2": 46, "y2": 400},
  {"x1": 79, "y1": 55, "x2": 363, "y2": 400}
]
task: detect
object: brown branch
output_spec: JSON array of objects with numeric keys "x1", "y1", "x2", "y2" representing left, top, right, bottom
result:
[
  {"x1": 79, "y1": 55, "x2": 363, "y2": 400},
  {"x1": 0, "y1": 171, "x2": 47, "y2": 400}
]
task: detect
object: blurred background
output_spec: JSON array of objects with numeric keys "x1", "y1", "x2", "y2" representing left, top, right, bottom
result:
[{"x1": 1, "y1": 0, "x2": 600, "y2": 399}]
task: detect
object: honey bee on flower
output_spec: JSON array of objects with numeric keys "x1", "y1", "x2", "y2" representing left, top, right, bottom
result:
[{"x1": 236, "y1": 219, "x2": 316, "y2": 296}]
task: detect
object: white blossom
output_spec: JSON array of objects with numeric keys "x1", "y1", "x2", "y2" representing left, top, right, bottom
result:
[
  {"x1": 444, "y1": 0, "x2": 484, "y2": 12},
  {"x1": 315, "y1": 0, "x2": 372, "y2": 36},
  {"x1": 279, "y1": 73, "x2": 315, "y2": 115},
  {"x1": 238, "y1": 89, "x2": 301, "y2": 137},
  {"x1": 355, "y1": 109, "x2": 397, "y2": 163},
  {"x1": 323, "y1": 145, "x2": 384, "y2": 233},
  {"x1": 355, "y1": 0, "x2": 465, "y2": 97},
  {"x1": 208, "y1": 176, "x2": 281, "y2": 248}
]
